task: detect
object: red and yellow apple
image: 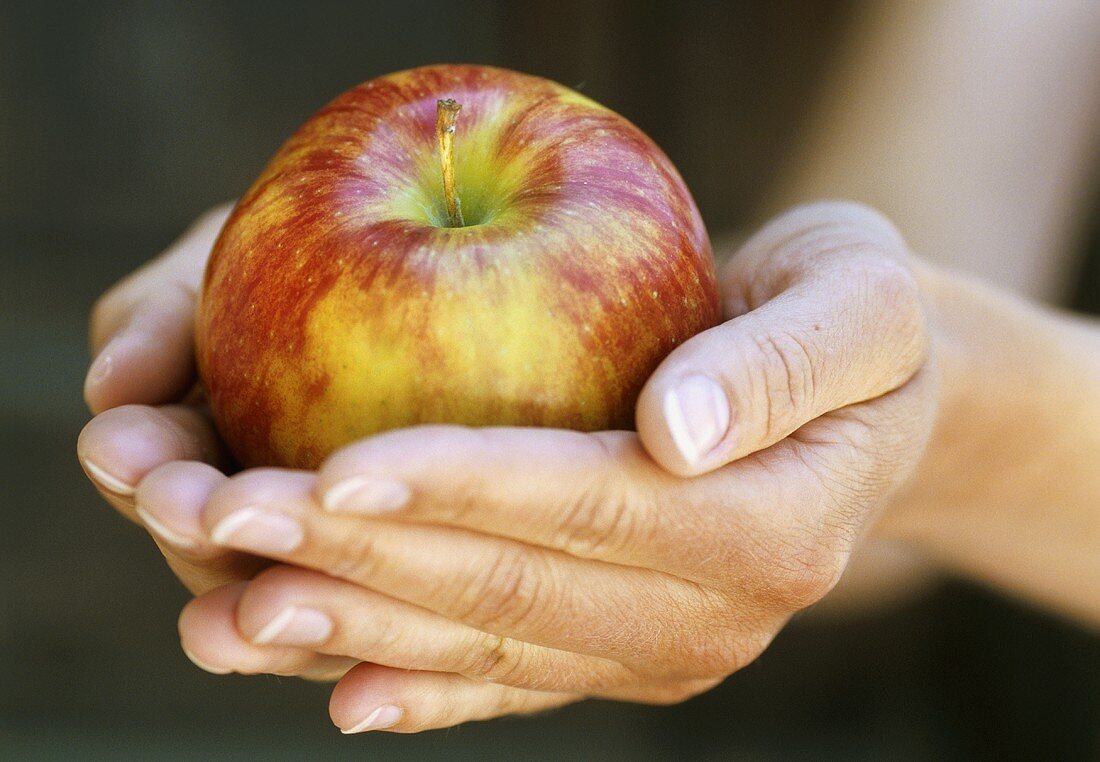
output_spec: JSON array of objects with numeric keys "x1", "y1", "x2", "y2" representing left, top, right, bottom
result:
[{"x1": 196, "y1": 64, "x2": 720, "y2": 469}]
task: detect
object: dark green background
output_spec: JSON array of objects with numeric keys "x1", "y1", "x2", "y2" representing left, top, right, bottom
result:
[{"x1": 3, "y1": 1, "x2": 1098, "y2": 758}]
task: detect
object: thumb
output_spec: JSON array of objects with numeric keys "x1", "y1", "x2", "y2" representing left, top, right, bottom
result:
[{"x1": 636, "y1": 201, "x2": 928, "y2": 477}]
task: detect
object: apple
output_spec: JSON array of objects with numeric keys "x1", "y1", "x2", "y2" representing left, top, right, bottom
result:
[{"x1": 196, "y1": 64, "x2": 720, "y2": 469}]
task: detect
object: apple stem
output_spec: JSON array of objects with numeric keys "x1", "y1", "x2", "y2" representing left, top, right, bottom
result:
[{"x1": 436, "y1": 99, "x2": 465, "y2": 227}]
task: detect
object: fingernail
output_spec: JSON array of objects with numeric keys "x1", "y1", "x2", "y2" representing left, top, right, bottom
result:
[
  {"x1": 87, "y1": 350, "x2": 113, "y2": 387},
  {"x1": 252, "y1": 605, "x2": 333, "y2": 646},
  {"x1": 322, "y1": 476, "x2": 410, "y2": 514},
  {"x1": 83, "y1": 458, "x2": 135, "y2": 496},
  {"x1": 664, "y1": 375, "x2": 731, "y2": 465},
  {"x1": 136, "y1": 506, "x2": 199, "y2": 550},
  {"x1": 210, "y1": 507, "x2": 303, "y2": 553},
  {"x1": 182, "y1": 644, "x2": 232, "y2": 675},
  {"x1": 341, "y1": 704, "x2": 403, "y2": 734}
]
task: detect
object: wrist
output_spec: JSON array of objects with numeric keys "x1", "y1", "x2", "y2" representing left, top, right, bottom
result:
[
  {"x1": 875, "y1": 260, "x2": 1091, "y2": 538},
  {"x1": 873, "y1": 261, "x2": 1100, "y2": 622}
]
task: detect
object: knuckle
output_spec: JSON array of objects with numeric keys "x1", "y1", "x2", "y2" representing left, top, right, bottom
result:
[
  {"x1": 857, "y1": 253, "x2": 917, "y2": 295},
  {"x1": 556, "y1": 484, "x2": 638, "y2": 559},
  {"x1": 456, "y1": 546, "x2": 549, "y2": 633},
  {"x1": 790, "y1": 430, "x2": 908, "y2": 539},
  {"x1": 827, "y1": 433, "x2": 904, "y2": 507},
  {"x1": 736, "y1": 473, "x2": 851, "y2": 612},
  {"x1": 328, "y1": 529, "x2": 389, "y2": 584},
  {"x1": 681, "y1": 628, "x2": 755, "y2": 679},
  {"x1": 668, "y1": 599, "x2": 772, "y2": 679},
  {"x1": 855, "y1": 255, "x2": 921, "y2": 315},
  {"x1": 790, "y1": 201, "x2": 907, "y2": 258},
  {"x1": 554, "y1": 437, "x2": 640, "y2": 558},
  {"x1": 467, "y1": 633, "x2": 528, "y2": 684},
  {"x1": 793, "y1": 441, "x2": 884, "y2": 522},
  {"x1": 756, "y1": 529, "x2": 848, "y2": 610},
  {"x1": 859, "y1": 259, "x2": 927, "y2": 376},
  {"x1": 744, "y1": 329, "x2": 817, "y2": 435},
  {"x1": 351, "y1": 607, "x2": 405, "y2": 659}
]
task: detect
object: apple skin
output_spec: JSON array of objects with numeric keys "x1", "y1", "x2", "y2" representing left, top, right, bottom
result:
[{"x1": 196, "y1": 64, "x2": 720, "y2": 469}]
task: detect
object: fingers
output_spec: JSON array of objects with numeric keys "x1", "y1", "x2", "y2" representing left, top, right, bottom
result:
[
  {"x1": 85, "y1": 288, "x2": 198, "y2": 414},
  {"x1": 309, "y1": 424, "x2": 836, "y2": 595},
  {"x1": 200, "y1": 470, "x2": 724, "y2": 674},
  {"x1": 734, "y1": 363, "x2": 939, "y2": 611},
  {"x1": 329, "y1": 663, "x2": 578, "y2": 734},
  {"x1": 636, "y1": 201, "x2": 928, "y2": 476},
  {"x1": 788, "y1": 362, "x2": 939, "y2": 522},
  {"x1": 77, "y1": 404, "x2": 244, "y2": 596},
  {"x1": 329, "y1": 663, "x2": 719, "y2": 733},
  {"x1": 309, "y1": 425, "x2": 798, "y2": 589},
  {"x1": 136, "y1": 461, "x2": 226, "y2": 548},
  {"x1": 178, "y1": 580, "x2": 356, "y2": 681},
  {"x1": 313, "y1": 426, "x2": 685, "y2": 568},
  {"x1": 230, "y1": 565, "x2": 634, "y2": 692},
  {"x1": 77, "y1": 404, "x2": 224, "y2": 518},
  {"x1": 189, "y1": 565, "x2": 721, "y2": 702},
  {"x1": 85, "y1": 203, "x2": 232, "y2": 414},
  {"x1": 137, "y1": 461, "x2": 266, "y2": 595}
]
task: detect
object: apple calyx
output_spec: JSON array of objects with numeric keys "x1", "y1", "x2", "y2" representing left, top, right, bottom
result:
[{"x1": 435, "y1": 98, "x2": 464, "y2": 227}]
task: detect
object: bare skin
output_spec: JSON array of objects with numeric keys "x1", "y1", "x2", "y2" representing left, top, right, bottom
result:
[
  {"x1": 768, "y1": 0, "x2": 1100, "y2": 612},
  {"x1": 77, "y1": 0, "x2": 1100, "y2": 735}
]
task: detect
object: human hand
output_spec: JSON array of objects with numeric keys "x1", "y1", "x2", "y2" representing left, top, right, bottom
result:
[
  {"x1": 76, "y1": 205, "x2": 265, "y2": 594},
  {"x1": 167, "y1": 201, "x2": 936, "y2": 732}
]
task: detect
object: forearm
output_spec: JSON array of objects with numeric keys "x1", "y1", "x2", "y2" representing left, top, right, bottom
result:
[
  {"x1": 877, "y1": 263, "x2": 1100, "y2": 626},
  {"x1": 767, "y1": 0, "x2": 1100, "y2": 301},
  {"x1": 765, "y1": 0, "x2": 1100, "y2": 618}
]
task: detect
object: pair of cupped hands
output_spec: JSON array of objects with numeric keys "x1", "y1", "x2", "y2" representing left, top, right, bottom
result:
[{"x1": 78, "y1": 200, "x2": 936, "y2": 734}]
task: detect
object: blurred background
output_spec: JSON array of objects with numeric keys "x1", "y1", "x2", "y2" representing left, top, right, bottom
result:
[{"x1": 3, "y1": 0, "x2": 1098, "y2": 758}]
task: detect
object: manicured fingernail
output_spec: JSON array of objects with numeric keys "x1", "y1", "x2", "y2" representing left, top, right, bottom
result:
[
  {"x1": 252, "y1": 605, "x2": 333, "y2": 646},
  {"x1": 136, "y1": 506, "x2": 199, "y2": 549},
  {"x1": 323, "y1": 476, "x2": 410, "y2": 514},
  {"x1": 664, "y1": 375, "x2": 730, "y2": 465},
  {"x1": 182, "y1": 645, "x2": 232, "y2": 675},
  {"x1": 83, "y1": 458, "x2": 135, "y2": 496},
  {"x1": 341, "y1": 704, "x2": 403, "y2": 734},
  {"x1": 210, "y1": 507, "x2": 303, "y2": 553}
]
